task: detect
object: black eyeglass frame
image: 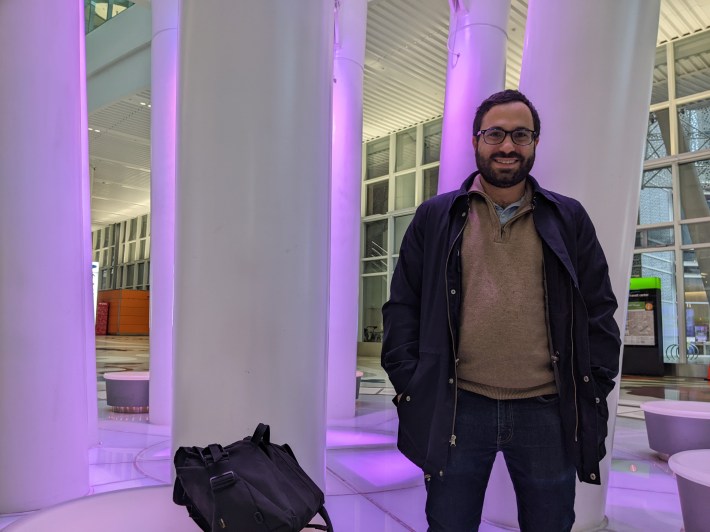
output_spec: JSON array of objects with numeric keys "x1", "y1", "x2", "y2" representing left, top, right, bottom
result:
[{"x1": 475, "y1": 127, "x2": 539, "y2": 146}]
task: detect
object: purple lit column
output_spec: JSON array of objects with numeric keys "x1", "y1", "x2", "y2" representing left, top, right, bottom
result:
[
  {"x1": 0, "y1": 0, "x2": 90, "y2": 512},
  {"x1": 328, "y1": 0, "x2": 367, "y2": 420},
  {"x1": 174, "y1": 0, "x2": 333, "y2": 487},
  {"x1": 438, "y1": 0, "x2": 510, "y2": 193},
  {"x1": 148, "y1": 0, "x2": 178, "y2": 427},
  {"x1": 482, "y1": 2, "x2": 661, "y2": 530}
]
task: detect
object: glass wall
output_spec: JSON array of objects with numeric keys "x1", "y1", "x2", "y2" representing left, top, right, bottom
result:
[
  {"x1": 360, "y1": 118, "x2": 442, "y2": 342},
  {"x1": 85, "y1": 0, "x2": 133, "y2": 33},
  {"x1": 92, "y1": 213, "x2": 150, "y2": 291},
  {"x1": 358, "y1": 29, "x2": 710, "y2": 367},
  {"x1": 636, "y1": 29, "x2": 710, "y2": 364}
]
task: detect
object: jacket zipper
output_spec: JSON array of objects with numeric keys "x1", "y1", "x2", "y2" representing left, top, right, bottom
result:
[
  {"x1": 445, "y1": 208, "x2": 468, "y2": 448},
  {"x1": 570, "y1": 279, "x2": 579, "y2": 442},
  {"x1": 542, "y1": 259, "x2": 562, "y2": 392}
]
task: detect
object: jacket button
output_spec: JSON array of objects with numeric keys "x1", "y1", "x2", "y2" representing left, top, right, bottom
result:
[
  {"x1": 448, "y1": 378, "x2": 454, "y2": 384},
  {"x1": 595, "y1": 397, "x2": 600, "y2": 404},
  {"x1": 461, "y1": 211, "x2": 466, "y2": 217},
  {"x1": 450, "y1": 289, "x2": 456, "y2": 295},
  {"x1": 405, "y1": 396, "x2": 411, "y2": 402},
  {"x1": 583, "y1": 376, "x2": 590, "y2": 383},
  {"x1": 590, "y1": 473, "x2": 597, "y2": 481},
  {"x1": 439, "y1": 470, "x2": 444, "y2": 477}
]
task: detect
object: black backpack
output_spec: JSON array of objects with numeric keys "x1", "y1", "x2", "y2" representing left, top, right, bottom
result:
[{"x1": 173, "y1": 423, "x2": 334, "y2": 532}]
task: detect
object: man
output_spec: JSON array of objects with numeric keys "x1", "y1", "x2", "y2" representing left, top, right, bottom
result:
[{"x1": 381, "y1": 90, "x2": 621, "y2": 531}]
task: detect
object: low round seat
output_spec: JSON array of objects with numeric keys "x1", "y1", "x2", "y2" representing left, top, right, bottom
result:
[
  {"x1": 668, "y1": 449, "x2": 710, "y2": 532},
  {"x1": 103, "y1": 371, "x2": 150, "y2": 413},
  {"x1": 640, "y1": 400, "x2": 710, "y2": 458}
]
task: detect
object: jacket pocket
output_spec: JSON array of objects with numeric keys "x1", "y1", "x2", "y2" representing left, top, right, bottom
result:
[
  {"x1": 595, "y1": 391, "x2": 610, "y2": 459},
  {"x1": 395, "y1": 351, "x2": 440, "y2": 463}
]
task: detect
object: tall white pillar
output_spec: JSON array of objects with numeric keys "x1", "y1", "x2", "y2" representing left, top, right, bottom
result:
[
  {"x1": 0, "y1": 0, "x2": 91, "y2": 512},
  {"x1": 438, "y1": 0, "x2": 510, "y2": 193},
  {"x1": 148, "y1": 0, "x2": 178, "y2": 427},
  {"x1": 483, "y1": 1, "x2": 661, "y2": 530},
  {"x1": 174, "y1": 0, "x2": 334, "y2": 487},
  {"x1": 328, "y1": 0, "x2": 367, "y2": 421}
]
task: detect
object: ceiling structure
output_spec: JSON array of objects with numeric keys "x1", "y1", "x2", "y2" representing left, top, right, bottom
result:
[{"x1": 88, "y1": 0, "x2": 710, "y2": 231}]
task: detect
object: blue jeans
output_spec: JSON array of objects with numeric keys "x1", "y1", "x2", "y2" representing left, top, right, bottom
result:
[{"x1": 425, "y1": 389, "x2": 576, "y2": 531}]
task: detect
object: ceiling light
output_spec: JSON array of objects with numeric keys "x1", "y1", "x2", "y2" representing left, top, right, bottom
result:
[
  {"x1": 95, "y1": 129, "x2": 101, "y2": 133},
  {"x1": 140, "y1": 102, "x2": 147, "y2": 106},
  {"x1": 88, "y1": 127, "x2": 93, "y2": 131}
]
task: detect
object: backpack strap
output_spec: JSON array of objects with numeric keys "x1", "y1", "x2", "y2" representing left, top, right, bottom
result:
[
  {"x1": 199, "y1": 443, "x2": 228, "y2": 465},
  {"x1": 251, "y1": 423, "x2": 271, "y2": 445},
  {"x1": 304, "y1": 505, "x2": 334, "y2": 532}
]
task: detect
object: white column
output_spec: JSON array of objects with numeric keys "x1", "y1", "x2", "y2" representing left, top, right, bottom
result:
[
  {"x1": 148, "y1": 0, "x2": 178, "y2": 427},
  {"x1": 174, "y1": 0, "x2": 334, "y2": 487},
  {"x1": 438, "y1": 0, "x2": 510, "y2": 193},
  {"x1": 0, "y1": 0, "x2": 91, "y2": 512},
  {"x1": 483, "y1": 1, "x2": 661, "y2": 530},
  {"x1": 328, "y1": 0, "x2": 367, "y2": 421}
]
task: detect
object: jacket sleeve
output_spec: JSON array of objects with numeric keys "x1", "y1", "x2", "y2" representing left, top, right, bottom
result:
[
  {"x1": 575, "y1": 204, "x2": 622, "y2": 399},
  {"x1": 381, "y1": 203, "x2": 428, "y2": 395}
]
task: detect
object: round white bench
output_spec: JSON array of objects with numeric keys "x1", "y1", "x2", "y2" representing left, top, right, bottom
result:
[
  {"x1": 641, "y1": 400, "x2": 710, "y2": 459},
  {"x1": 103, "y1": 371, "x2": 150, "y2": 413},
  {"x1": 668, "y1": 449, "x2": 710, "y2": 532}
]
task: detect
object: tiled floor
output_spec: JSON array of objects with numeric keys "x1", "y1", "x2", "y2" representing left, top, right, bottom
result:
[{"x1": 1, "y1": 338, "x2": 709, "y2": 531}]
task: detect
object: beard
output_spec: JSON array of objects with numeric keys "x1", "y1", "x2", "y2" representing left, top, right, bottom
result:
[{"x1": 475, "y1": 148, "x2": 535, "y2": 189}]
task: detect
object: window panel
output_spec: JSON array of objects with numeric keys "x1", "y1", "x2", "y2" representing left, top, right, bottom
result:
[
  {"x1": 362, "y1": 275, "x2": 387, "y2": 342},
  {"x1": 683, "y1": 248, "x2": 710, "y2": 359},
  {"x1": 137, "y1": 262, "x2": 145, "y2": 287},
  {"x1": 631, "y1": 251, "x2": 678, "y2": 362},
  {"x1": 682, "y1": 221, "x2": 710, "y2": 245},
  {"x1": 423, "y1": 119, "x2": 442, "y2": 164},
  {"x1": 638, "y1": 167, "x2": 672, "y2": 224},
  {"x1": 395, "y1": 172, "x2": 415, "y2": 210},
  {"x1": 635, "y1": 227, "x2": 674, "y2": 248},
  {"x1": 394, "y1": 214, "x2": 414, "y2": 255},
  {"x1": 679, "y1": 159, "x2": 710, "y2": 220},
  {"x1": 678, "y1": 99, "x2": 710, "y2": 154},
  {"x1": 363, "y1": 259, "x2": 388, "y2": 274},
  {"x1": 395, "y1": 128, "x2": 417, "y2": 171},
  {"x1": 423, "y1": 166, "x2": 439, "y2": 201},
  {"x1": 645, "y1": 110, "x2": 670, "y2": 160},
  {"x1": 364, "y1": 220, "x2": 388, "y2": 257},
  {"x1": 366, "y1": 181, "x2": 388, "y2": 216},
  {"x1": 366, "y1": 138, "x2": 389, "y2": 180}
]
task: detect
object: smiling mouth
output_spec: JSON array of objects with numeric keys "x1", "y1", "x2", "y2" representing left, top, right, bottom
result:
[{"x1": 492, "y1": 157, "x2": 520, "y2": 165}]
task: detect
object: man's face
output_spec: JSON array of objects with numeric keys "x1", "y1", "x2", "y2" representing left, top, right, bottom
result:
[{"x1": 473, "y1": 101, "x2": 539, "y2": 189}]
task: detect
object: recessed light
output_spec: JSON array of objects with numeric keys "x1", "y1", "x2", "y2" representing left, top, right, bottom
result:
[
  {"x1": 95, "y1": 129, "x2": 101, "y2": 133},
  {"x1": 88, "y1": 127, "x2": 94, "y2": 131},
  {"x1": 140, "y1": 102, "x2": 147, "y2": 106},
  {"x1": 147, "y1": 104, "x2": 151, "y2": 108}
]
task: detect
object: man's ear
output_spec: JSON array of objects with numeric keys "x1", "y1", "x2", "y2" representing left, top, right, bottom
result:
[{"x1": 472, "y1": 135, "x2": 478, "y2": 150}]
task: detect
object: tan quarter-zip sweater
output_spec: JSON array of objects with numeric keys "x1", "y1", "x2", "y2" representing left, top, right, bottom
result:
[{"x1": 457, "y1": 176, "x2": 557, "y2": 400}]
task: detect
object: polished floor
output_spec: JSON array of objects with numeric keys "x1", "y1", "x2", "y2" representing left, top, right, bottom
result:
[{"x1": 1, "y1": 336, "x2": 709, "y2": 531}]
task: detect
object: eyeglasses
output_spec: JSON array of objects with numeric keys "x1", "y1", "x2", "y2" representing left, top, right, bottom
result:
[{"x1": 476, "y1": 127, "x2": 538, "y2": 146}]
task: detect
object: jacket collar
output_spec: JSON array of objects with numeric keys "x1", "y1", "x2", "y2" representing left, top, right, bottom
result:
[{"x1": 448, "y1": 171, "x2": 559, "y2": 213}]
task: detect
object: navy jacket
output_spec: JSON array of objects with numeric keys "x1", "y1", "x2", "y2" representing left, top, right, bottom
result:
[{"x1": 381, "y1": 172, "x2": 621, "y2": 485}]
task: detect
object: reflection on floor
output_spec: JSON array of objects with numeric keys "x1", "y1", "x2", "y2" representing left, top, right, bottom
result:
[{"x1": 1, "y1": 337, "x2": 709, "y2": 531}]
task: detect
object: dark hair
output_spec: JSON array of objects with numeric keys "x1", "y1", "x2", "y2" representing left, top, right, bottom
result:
[{"x1": 472, "y1": 89, "x2": 541, "y2": 137}]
